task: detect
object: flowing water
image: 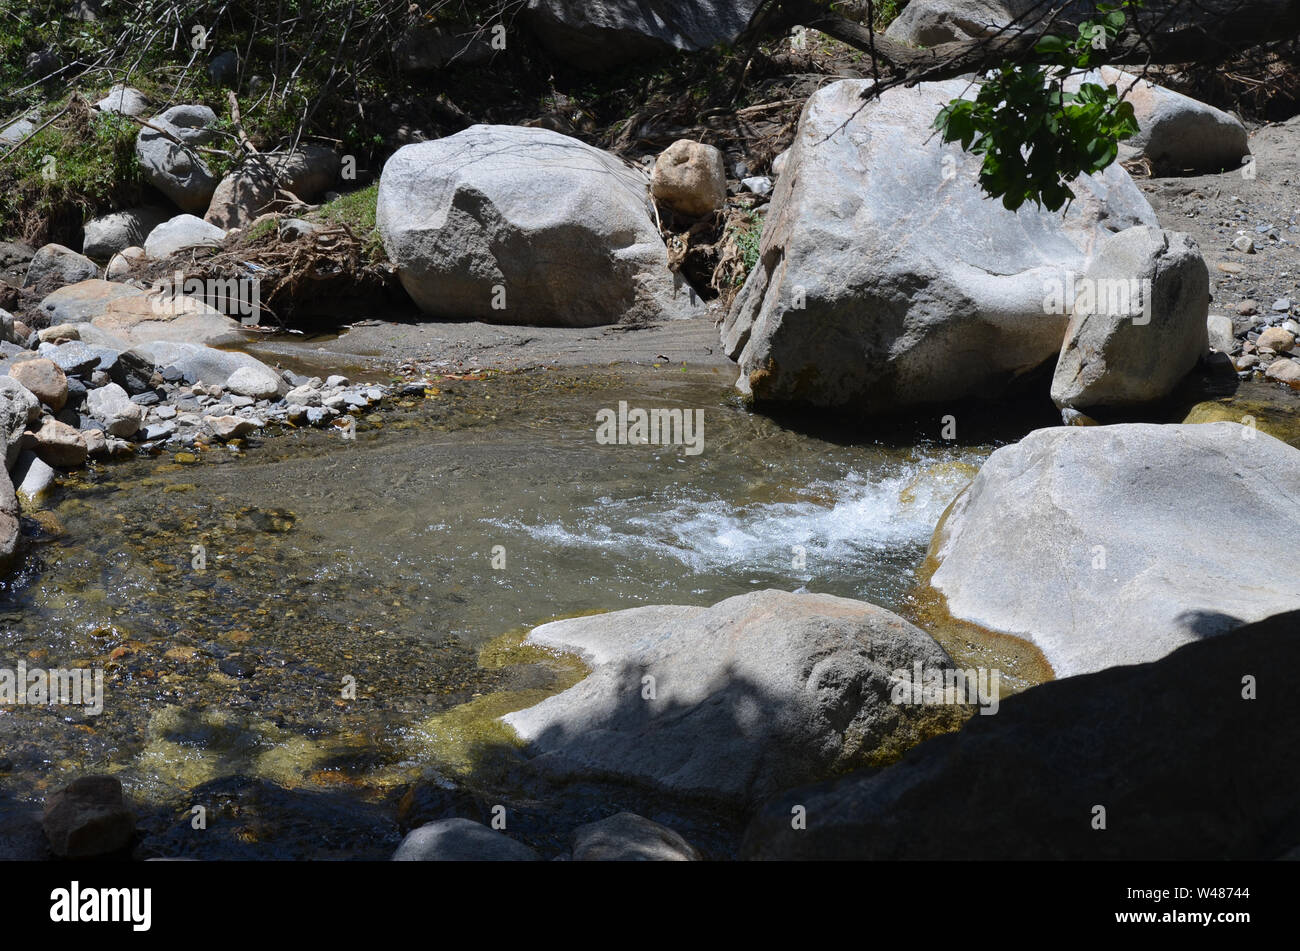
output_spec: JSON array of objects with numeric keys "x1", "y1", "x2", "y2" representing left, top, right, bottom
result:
[{"x1": 0, "y1": 364, "x2": 1049, "y2": 857}]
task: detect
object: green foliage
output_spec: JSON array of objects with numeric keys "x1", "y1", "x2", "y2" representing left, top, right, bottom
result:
[
  {"x1": 0, "y1": 105, "x2": 143, "y2": 242},
  {"x1": 315, "y1": 183, "x2": 378, "y2": 233},
  {"x1": 312, "y1": 183, "x2": 385, "y2": 262},
  {"x1": 933, "y1": 1, "x2": 1142, "y2": 212},
  {"x1": 726, "y1": 209, "x2": 765, "y2": 286}
]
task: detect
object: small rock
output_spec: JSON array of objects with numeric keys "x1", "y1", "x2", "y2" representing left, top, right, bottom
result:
[
  {"x1": 1265, "y1": 358, "x2": 1300, "y2": 384},
  {"x1": 13, "y1": 451, "x2": 56, "y2": 502},
  {"x1": 95, "y1": 85, "x2": 149, "y2": 117},
  {"x1": 324, "y1": 374, "x2": 349, "y2": 388},
  {"x1": 1206, "y1": 314, "x2": 1235, "y2": 353},
  {"x1": 82, "y1": 429, "x2": 107, "y2": 456},
  {"x1": 1232, "y1": 235, "x2": 1255, "y2": 254},
  {"x1": 284, "y1": 384, "x2": 321, "y2": 406},
  {"x1": 278, "y1": 218, "x2": 319, "y2": 241},
  {"x1": 37, "y1": 324, "x2": 80, "y2": 344},
  {"x1": 105, "y1": 246, "x2": 146, "y2": 279},
  {"x1": 1272, "y1": 298, "x2": 1292, "y2": 312},
  {"x1": 571, "y1": 812, "x2": 702, "y2": 861},
  {"x1": 226, "y1": 365, "x2": 281, "y2": 400},
  {"x1": 10, "y1": 358, "x2": 69, "y2": 410},
  {"x1": 204, "y1": 414, "x2": 261, "y2": 440},
  {"x1": 42, "y1": 775, "x2": 134, "y2": 858},
  {"x1": 31, "y1": 417, "x2": 88, "y2": 467},
  {"x1": 140, "y1": 420, "x2": 176, "y2": 442},
  {"x1": 1257, "y1": 327, "x2": 1295, "y2": 353},
  {"x1": 38, "y1": 341, "x2": 100, "y2": 377},
  {"x1": 741, "y1": 175, "x2": 773, "y2": 195},
  {"x1": 650, "y1": 139, "x2": 728, "y2": 218},
  {"x1": 85, "y1": 383, "x2": 144, "y2": 437},
  {"x1": 392, "y1": 818, "x2": 540, "y2": 861}
]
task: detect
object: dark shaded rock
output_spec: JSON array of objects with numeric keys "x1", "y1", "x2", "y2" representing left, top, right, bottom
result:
[
  {"x1": 572, "y1": 812, "x2": 701, "y2": 861},
  {"x1": 742, "y1": 609, "x2": 1300, "y2": 860},
  {"x1": 392, "y1": 818, "x2": 541, "y2": 861},
  {"x1": 42, "y1": 775, "x2": 135, "y2": 858}
]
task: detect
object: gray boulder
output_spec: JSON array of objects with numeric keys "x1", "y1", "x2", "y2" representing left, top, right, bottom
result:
[
  {"x1": 0, "y1": 375, "x2": 42, "y2": 470},
  {"x1": 0, "y1": 117, "x2": 36, "y2": 146},
  {"x1": 720, "y1": 78, "x2": 1156, "y2": 412},
  {"x1": 81, "y1": 207, "x2": 170, "y2": 260},
  {"x1": 135, "y1": 105, "x2": 220, "y2": 213},
  {"x1": 392, "y1": 818, "x2": 540, "y2": 861},
  {"x1": 143, "y1": 214, "x2": 226, "y2": 259},
  {"x1": 884, "y1": 0, "x2": 1250, "y2": 47},
  {"x1": 377, "y1": 124, "x2": 701, "y2": 326},
  {"x1": 393, "y1": 22, "x2": 495, "y2": 71},
  {"x1": 501, "y1": 589, "x2": 968, "y2": 805},
  {"x1": 38, "y1": 281, "x2": 244, "y2": 346},
  {"x1": 742, "y1": 608, "x2": 1300, "y2": 860},
  {"x1": 0, "y1": 463, "x2": 20, "y2": 572},
  {"x1": 1050, "y1": 225, "x2": 1209, "y2": 411},
  {"x1": 525, "y1": 0, "x2": 765, "y2": 71},
  {"x1": 94, "y1": 85, "x2": 149, "y2": 117},
  {"x1": 926, "y1": 423, "x2": 1300, "y2": 678},
  {"x1": 132, "y1": 341, "x2": 284, "y2": 394},
  {"x1": 204, "y1": 146, "x2": 340, "y2": 229},
  {"x1": 23, "y1": 243, "x2": 99, "y2": 289},
  {"x1": 572, "y1": 812, "x2": 701, "y2": 861},
  {"x1": 1068, "y1": 67, "x2": 1250, "y2": 173}
]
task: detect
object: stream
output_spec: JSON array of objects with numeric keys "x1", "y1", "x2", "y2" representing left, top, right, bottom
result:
[{"x1": 0, "y1": 363, "x2": 1074, "y2": 857}]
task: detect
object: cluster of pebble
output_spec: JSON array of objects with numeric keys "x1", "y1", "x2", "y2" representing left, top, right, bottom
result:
[{"x1": 0, "y1": 310, "x2": 397, "y2": 501}]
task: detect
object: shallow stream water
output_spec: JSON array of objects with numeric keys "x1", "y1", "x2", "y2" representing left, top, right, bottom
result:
[{"x1": 0, "y1": 364, "x2": 1074, "y2": 856}]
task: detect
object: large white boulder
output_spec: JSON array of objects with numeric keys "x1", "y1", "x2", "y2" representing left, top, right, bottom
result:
[
  {"x1": 377, "y1": 124, "x2": 701, "y2": 326},
  {"x1": 926, "y1": 422, "x2": 1300, "y2": 678},
  {"x1": 720, "y1": 78, "x2": 1157, "y2": 412},
  {"x1": 501, "y1": 589, "x2": 967, "y2": 805}
]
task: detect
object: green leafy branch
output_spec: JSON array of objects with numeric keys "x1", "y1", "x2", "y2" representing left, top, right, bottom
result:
[{"x1": 933, "y1": 1, "x2": 1143, "y2": 212}]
